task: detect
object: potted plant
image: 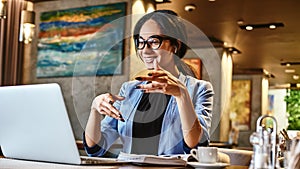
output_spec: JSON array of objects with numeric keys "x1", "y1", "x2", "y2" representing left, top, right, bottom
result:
[{"x1": 284, "y1": 89, "x2": 300, "y2": 130}]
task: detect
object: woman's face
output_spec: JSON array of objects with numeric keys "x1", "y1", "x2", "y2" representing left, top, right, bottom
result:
[{"x1": 138, "y1": 19, "x2": 175, "y2": 70}]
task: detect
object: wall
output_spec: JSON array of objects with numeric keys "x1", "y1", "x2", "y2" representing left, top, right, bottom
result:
[
  {"x1": 261, "y1": 77, "x2": 269, "y2": 116},
  {"x1": 24, "y1": 0, "x2": 132, "y2": 140},
  {"x1": 268, "y1": 89, "x2": 288, "y2": 131}
]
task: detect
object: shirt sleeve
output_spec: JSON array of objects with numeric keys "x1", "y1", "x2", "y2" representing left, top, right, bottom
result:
[
  {"x1": 82, "y1": 132, "x2": 105, "y2": 156},
  {"x1": 82, "y1": 83, "x2": 129, "y2": 157},
  {"x1": 194, "y1": 80, "x2": 214, "y2": 145}
]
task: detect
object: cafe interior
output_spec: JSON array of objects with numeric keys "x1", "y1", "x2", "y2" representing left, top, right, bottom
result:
[{"x1": 1, "y1": 0, "x2": 300, "y2": 168}]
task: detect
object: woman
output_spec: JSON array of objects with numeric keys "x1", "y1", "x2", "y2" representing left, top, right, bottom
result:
[{"x1": 83, "y1": 10, "x2": 214, "y2": 156}]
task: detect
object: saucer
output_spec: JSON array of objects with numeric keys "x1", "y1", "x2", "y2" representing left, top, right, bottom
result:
[{"x1": 187, "y1": 161, "x2": 229, "y2": 169}]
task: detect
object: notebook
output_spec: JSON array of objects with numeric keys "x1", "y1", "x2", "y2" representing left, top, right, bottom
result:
[{"x1": 0, "y1": 83, "x2": 125, "y2": 165}]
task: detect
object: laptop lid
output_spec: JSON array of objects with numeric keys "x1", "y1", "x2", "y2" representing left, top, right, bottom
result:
[{"x1": 0, "y1": 83, "x2": 81, "y2": 164}]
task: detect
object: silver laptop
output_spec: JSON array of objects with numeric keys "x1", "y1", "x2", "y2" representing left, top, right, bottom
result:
[{"x1": 0, "y1": 83, "x2": 124, "y2": 165}]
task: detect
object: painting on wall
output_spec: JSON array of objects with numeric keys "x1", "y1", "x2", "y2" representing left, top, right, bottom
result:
[
  {"x1": 183, "y1": 58, "x2": 201, "y2": 79},
  {"x1": 36, "y1": 2, "x2": 126, "y2": 78},
  {"x1": 229, "y1": 80, "x2": 252, "y2": 130}
]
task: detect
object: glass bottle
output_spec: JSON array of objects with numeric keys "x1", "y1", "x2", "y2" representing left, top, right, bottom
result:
[{"x1": 249, "y1": 127, "x2": 271, "y2": 169}]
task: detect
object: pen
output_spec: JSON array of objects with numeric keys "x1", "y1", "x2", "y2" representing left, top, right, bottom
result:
[
  {"x1": 109, "y1": 100, "x2": 125, "y2": 122},
  {"x1": 118, "y1": 114, "x2": 125, "y2": 122}
]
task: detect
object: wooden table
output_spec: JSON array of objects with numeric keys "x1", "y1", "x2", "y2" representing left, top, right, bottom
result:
[
  {"x1": 209, "y1": 141, "x2": 235, "y2": 149},
  {"x1": 0, "y1": 157, "x2": 249, "y2": 169}
]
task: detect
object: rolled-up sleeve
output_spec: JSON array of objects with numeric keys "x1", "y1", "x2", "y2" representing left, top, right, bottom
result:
[
  {"x1": 191, "y1": 80, "x2": 214, "y2": 145},
  {"x1": 82, "y1": 83, "x2": 129, "y2": 157}
]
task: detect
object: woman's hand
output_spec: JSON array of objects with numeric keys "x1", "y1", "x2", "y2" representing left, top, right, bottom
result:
[
  {"x1": 135, "y1": 59, "x2": 202, "y2": 147},
  {"x1": 91, "y1": 93, "x2": 125, "y2": 121},
  {"x1": 135, "y1": 59, "x2": 186, "y2": 97}
]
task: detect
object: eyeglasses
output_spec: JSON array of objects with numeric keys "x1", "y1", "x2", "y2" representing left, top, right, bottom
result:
[{"x1": 135, "y1": 35, "x2": 171, "y2": 50}]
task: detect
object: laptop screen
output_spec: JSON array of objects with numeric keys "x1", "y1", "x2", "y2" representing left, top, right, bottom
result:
[{"x1": 0, "y1": 83, "x2": 81, "y2": 164}]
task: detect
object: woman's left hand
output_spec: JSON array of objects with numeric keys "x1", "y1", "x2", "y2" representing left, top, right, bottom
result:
[{"x1": 135, "y1": 59, "x2": 186, "y2": 97}]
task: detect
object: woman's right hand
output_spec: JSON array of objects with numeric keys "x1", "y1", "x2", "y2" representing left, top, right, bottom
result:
[{"x1": 91, "y1": 93, "x2": 125, "y2": 120}]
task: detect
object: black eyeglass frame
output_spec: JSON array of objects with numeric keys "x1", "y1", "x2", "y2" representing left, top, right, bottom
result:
[{"x1": 134, "y1": 35, "x2": 173, "y2": 50}]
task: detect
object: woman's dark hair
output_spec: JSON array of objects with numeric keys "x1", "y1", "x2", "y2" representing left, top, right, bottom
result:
[{"x1": 133, "y1": 10, "x2": 197, "y2": 78}]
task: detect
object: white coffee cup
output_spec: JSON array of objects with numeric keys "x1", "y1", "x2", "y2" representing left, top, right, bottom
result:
[{"x1": 190, "y1": 147, "x2": 218, "y2": 163}]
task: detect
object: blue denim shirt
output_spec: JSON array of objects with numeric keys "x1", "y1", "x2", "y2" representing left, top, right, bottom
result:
[{"x1": 83, "y1": 73, "x2": 214, "y2": 156}]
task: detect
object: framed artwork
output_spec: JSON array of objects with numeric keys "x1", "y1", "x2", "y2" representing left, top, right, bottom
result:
[
  {"x1": 36, "y1": 2, "x2": 127, "y2": 78},
  {"x1": 183, "y1": 58, "x2": 201, "y2": 79},
  {"x1": 229, "y1": 80, "x2": 252, "y2": 130},
  {"x1": 267, "y1": 94, "x2": 275, "y2": 114}
]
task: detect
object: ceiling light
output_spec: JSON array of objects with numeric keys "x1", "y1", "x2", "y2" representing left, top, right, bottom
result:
[
  {"x1": 285, "y1": 69, "x2": 295, "y2": 73},
  {"x1": 237, "y1": 19, "x2": 244, "y2": 25},
  {"x1": 280, "y1": 62, "x2": 300, "y2": 66},
  {"x1": 281, "y1": 62, "x2": 300, "y2": 66},
  {"x1": 154, "y1": 0, "x2": 171, "y2": 4},
  {"x1": 245, "y1": 26, "x2": 253, "y2": 31},
  {"x1": 19, "y1": 10, "x2": 35, "y2": 44},
  {"x1": 269, "y1": 24, "x2": 276, "y2": 29},
  {"x1": 293, "y1": 75, "x2": 299, "y2": 80},
  {"x1": 263, "y1": 69, "x2": 275, "y2": 78},
  {"x1": 227, "y1": 47, "x2": 241, "y2": 54},
  {"x1": 184, "y1": 4, "x2": 196, "y2": 12},
  {"x1": 239, "y1": 22, "x2": 284, "y2": 30},
  {"x1": 208, "y1": 0, "x2": 216, "y2": 2},
  {"x1": 263, "y1": 69, "x2": 270, "y2": 75},
  {"x1": 0, "y1": 0, "x2": 7, "y2": 19},
  {"x1": 273, "y1": 83, "x2": 290, "y2": 89}
]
